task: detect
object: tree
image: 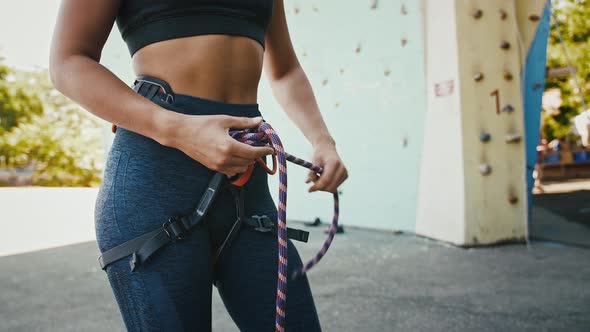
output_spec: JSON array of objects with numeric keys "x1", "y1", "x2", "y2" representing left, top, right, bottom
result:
[
  {"x1": 544, "y1": 0, "x2": 590, "y2": 141},
  {"x1": 0, "y1": 60, "x2": 103, "y2": 187},
  {"x1": 0, "y1": 58, "x2": 43, "y2": 134}
]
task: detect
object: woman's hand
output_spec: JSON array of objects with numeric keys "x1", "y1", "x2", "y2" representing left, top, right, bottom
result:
[
  {"x1": 161, "y1": 113, "x2": 275, "y2": 177},
  {"x1": 306, "y1": 140, "x2": 348, "y2": 193}
]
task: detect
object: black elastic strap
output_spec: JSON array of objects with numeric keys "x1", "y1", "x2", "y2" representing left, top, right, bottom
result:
[
  {"x1": 144, "y1": 84, "x2": 160, "y2": 100},
  {"x1": 138, "y1": 80, "x2": 151, "y2": 96},
  {"x1": 213, "y1": 186, "x2": 245, "y2": 264},
  {"x1": 242, "y1": 215, "x2": 309, "y2": 243},
  {"x1": 132, "y1": 80, "x2": 143, "y2": 93},
  {"x1": 98, "y1": 172, "x2": 227, "y2": 271}
]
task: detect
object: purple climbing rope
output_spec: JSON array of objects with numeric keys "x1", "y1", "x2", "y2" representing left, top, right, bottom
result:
[{"x1": 229, "y1": 121, "x2": 339, "y2": 332}]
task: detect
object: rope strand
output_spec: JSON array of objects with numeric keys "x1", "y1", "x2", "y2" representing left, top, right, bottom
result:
[{"x1": 229, "y1": 121, "x2": 339, "y2": 332}]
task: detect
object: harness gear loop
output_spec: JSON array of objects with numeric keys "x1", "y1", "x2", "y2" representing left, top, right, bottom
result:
[
  {"x1": 230, "y1": 144, "x2": 277, "y2": 187},
  {"x1": 229, "y1": 163, "x2": 254, "y2": 187}
]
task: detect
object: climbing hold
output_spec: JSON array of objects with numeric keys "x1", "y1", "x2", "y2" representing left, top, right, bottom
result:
[
  {"x1": 502, "y1": 104, "x2": 515, "y2": 113},
  {"x1": 472, "y1": 9, "x2": 483, "y2": 19},
  {"x1": 500, "y1": 41, "x2": 511, "y2": 50},
  {"x1": 384, "y1": 69, "x2": 391, "y2": 77},
  {"x1": 503, "y1": 71, "x2": 513, "y2": 81},
  {"x1": 505, "y1": 134, "x2": 522, "y2": 143},
  {"x1": 305, "y1": 217, "x2": 322, "y2": 227},
  {"x1": 533, "y1": 82, "x2": 543, "y2": 90},
  {"x1": 401, "y1": 136, "x2": 408, "y2": 147},
  {"x1": 339, "y1": 68, "x2": 345, "y2": 75},
  {"x1": 474, "y1": 72, "x2": 484, "y2": 82},
  {"x1": 500, "y1": 9, "x2": 508, "y2": 20},
  {"x1": 479, "y1": 164, "x2": 492, "y2": 176},
  {"x1": 303, "y1": 51, "x2": 308, "y2": 57},
  {"x1": 528, "y1": 14, "x2": 540, "y2": 22},
  {"x1": 321, "y1": 79, "x2": 328, "y2": 86},
  {"x1": 334, "y1": 102, "x2": 340, "y2": 108},
  {"x1": 401, "y1": 38, "x2": 408, "y2": 47},
  {"x1": 369, "y1": 0, "x2": 377, "y2": 10},
  {"x1": 312, "y1": 6, "x2": 319, "y2": 12},
  {"x1": 401, "y1": 4, "x2": 407, "y2": 15},
  {"x1": 355, "y1": 43, "x2": 362, "y2": 54},
  {"x1": 480, "y1": 133, "x2": 491, "y2": 142},
  {"x1": 508, "y1": 195, "x2": 518, "y2": 205},
  {"x1": 293, "y1": 7, "x2": 300, "y2": 14}
]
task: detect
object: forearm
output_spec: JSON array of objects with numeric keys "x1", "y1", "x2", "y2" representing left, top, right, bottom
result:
[
  {"x1": 50, "y1": 55, "x2": 177, "y2": 146},
  {"x1": 269, "y1": 66, "x2": 335, "y2": 148}
]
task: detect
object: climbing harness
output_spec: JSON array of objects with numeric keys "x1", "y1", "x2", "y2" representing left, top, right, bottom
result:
[{"x1": 101, "y1": 77, "x2": 340, "y2": 332}]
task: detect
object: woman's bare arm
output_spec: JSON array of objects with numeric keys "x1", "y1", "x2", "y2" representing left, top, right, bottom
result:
[
  {"x1": 263, "y1": 0, "x2": 334, "y2": 149},
  {"x1": 49, "y1": 0, "x2": 174, "y2": 144},
  {"x1": 263, "y1": 0, "x2": 348, "y2": 193},
  {"x1": 49, "y1": 0, "x2": 273, "y2": 176}
]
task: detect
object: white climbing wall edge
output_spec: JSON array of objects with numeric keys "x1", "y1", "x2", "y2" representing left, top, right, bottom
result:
[{"x1": 416, "y1": 0, "x2": 466, "y2": 244}]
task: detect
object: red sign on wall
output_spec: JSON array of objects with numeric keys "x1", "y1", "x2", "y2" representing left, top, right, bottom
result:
[{"x1": 434, "y1": 80, "x2": 454, "y2": 97}]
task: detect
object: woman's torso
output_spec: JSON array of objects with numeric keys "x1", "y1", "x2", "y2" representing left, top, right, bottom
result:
[
  {"x1": 132, "y1": 35, "x2": 264, "y2": 104},
  {"x1": 116, "y1": 0, "x2": 273, "y2": 104}
]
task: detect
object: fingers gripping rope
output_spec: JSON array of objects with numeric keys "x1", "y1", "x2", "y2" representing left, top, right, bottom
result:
[{"x1": 229, "y1": 121, "x2": 340, "y2": 332}]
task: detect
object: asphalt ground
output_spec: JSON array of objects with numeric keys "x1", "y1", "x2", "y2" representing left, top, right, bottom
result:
[{"x1": 1, "y1": 219, "x2": 589, "y2": 332}]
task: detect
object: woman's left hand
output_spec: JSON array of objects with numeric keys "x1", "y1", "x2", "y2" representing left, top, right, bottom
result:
[{"x1": 306, "y1": 140, "x2": 348, "y2": 193}]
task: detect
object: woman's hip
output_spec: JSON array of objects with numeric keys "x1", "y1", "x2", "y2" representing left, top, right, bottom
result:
[{"x1": 95, "y1": 74, "x2": 268, "y2": 248}]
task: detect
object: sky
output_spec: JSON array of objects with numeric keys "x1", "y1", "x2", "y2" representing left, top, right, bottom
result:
[{"x1": 0, "y1": 0, "x2": 62, "y2": 69}]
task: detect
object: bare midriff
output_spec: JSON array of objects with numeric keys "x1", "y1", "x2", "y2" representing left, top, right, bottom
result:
[{"x1": 131, "y1": 34, "x2": 264, "y2": 104}]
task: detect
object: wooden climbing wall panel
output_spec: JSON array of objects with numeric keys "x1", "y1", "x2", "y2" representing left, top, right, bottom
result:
[{"x1": 417, "y1": 0, "x2": 547, "y2": 245}]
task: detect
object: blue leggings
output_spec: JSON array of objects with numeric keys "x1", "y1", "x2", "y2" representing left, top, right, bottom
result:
[{"x1": 94, "y1": 76, "x2": 321, "y2": 331}]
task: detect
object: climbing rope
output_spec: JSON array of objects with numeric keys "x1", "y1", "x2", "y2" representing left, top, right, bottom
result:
[{"x1": 229, "y1": 121, "x2": 339, "y2": 332}]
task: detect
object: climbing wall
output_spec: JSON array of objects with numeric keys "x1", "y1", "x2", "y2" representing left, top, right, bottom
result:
[
  {"x1": 100, "y1": 1, "x2": 427, "y2": 232},
  {"x1": 417, "y1": 0, "x2": 548, "y2": 245},
  {"x1": 100, "y1": 1, "x2": 549, "y2": 243},
  {"x1": 259, "y1": 0, "x2": 427, "y2": 231}
]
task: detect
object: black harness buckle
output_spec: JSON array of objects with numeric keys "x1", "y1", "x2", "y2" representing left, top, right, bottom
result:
[
  {"x1": 162, "y1": 215, "x2": 189, "y2": 242},
  {"x1": 251, "y1": 214, "x2": 273, "y2": 232}
]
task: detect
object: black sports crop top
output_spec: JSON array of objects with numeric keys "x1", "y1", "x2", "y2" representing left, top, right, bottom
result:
[{"x1": 116, "y1": 0, "x2": 274, "y2": 56}]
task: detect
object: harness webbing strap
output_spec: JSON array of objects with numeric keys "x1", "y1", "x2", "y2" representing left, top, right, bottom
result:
[
  {"x1": 213, "y1": 186, "x2": 245, "y2": 264},
  {"x1": 98, "y1": 172, "x2": 227, "y2": 271},
  {"x1": 242, "y1": 216, "x2": 309, "y2": 243}
]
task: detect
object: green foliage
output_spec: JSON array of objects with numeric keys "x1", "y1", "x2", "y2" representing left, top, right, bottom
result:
[
  {"x1": 544, "y1": 0, "x2": 590, "y2": 141},
  {"x1": 0, "y1": 61, "x2": 44, "y2": 134},
  {"x1": 0, "y1": 60, "x2": 103, "y2": 187}
]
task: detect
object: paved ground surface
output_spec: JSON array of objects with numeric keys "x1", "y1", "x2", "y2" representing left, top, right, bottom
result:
[
  {"x1": 1, "y1": 218, "x2": 589, "y2": 332},
  {"x1": 533, "y1": 179, "x2": 590, "y2": 227},
  {"x1": 531, "y1": 180, "x2": 590, "y2": 248}
]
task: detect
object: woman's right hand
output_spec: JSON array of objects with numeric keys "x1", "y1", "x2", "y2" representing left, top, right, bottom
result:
[{"x1": 161, "y1": 113, "x2": 275, "y2": 177}]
